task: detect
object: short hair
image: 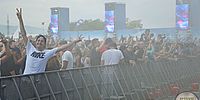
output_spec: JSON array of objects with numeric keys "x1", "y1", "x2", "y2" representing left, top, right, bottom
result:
[
  {"x1": 36, "y1": 35, "x2": 46, "y2": 44},
  {"x1": 105, "y1": 38, "x2": 113, "y2": 44},
  {"x1": 59, "y1": 40, "x2": 68, "y2": 45},
  {"x1": 92, "y1": 38, "x2": 98, "y2": 42},
  {"x1": 91, "y1": 38, "x2": 99, "y2": 45},
  {"x1": 109, "y1": 42, "x2": 117, "y2": 48}
]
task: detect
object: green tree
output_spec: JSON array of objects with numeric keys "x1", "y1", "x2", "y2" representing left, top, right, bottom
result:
[
  {"x1": 126, "y1": 19, "x2": 143, "y2": 29},
  {"x1": 69, "y1": 18, "x2": 143, "y2": 31},
  {"x1": 70, "y1": 19, "x2": 104, "y2": 31}
]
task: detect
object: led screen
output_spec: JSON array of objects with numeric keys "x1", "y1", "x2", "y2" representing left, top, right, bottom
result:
[
  {"x1": 105, "y1": 11, "x2": 114, "y2": 33},
  {"x1": 176, "y1": 4, "x2": 189, "y2": 30},
  {"x1": 50, "y1": 14, "x2": 58, "y2": 34}
]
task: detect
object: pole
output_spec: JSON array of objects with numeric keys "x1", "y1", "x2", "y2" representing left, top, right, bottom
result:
[
  {"x1": 7, "y1": 15, "x2": 9, "y2": 37},
  {"x1": 42, "y1": 22, "x2": 45, "y2": 34}
]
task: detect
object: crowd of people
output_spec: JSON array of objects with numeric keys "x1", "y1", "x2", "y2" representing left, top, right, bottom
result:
[{"x1": 0, "y1": 8, "x2": 200, "y2": 77}]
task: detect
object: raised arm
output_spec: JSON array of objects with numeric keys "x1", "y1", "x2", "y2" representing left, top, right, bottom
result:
[
  {"x1": 56, "y1": 35, "x2": 83, "y2": 53},
  {"x1": 16, "y1": 8, "x2": 28, "y2": 44}
]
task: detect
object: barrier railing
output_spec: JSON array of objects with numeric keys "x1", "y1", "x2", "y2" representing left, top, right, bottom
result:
[{"x1": 1, "y1": 56, "x2": 200, "y2": 100}]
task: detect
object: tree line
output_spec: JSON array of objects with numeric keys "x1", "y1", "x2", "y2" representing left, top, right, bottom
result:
[{"x1": 69, "y1": 18, "x2": 143, "y2": 31}]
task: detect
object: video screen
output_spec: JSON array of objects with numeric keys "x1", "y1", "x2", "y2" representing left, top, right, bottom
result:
[
  {"x1": 50, "y1": 14, "x2": 58, "y2": 34},
  {"x1": 105, "y1": 11, "x2": 115, "y2": 33},
  {"x1": 176, "y1": 4, "x2": 189, "y2": 30}
]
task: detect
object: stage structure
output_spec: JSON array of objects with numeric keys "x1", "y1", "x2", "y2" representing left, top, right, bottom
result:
[
  {"x1": 190, "y1": 0, "x2": 200, "y2": 34},
  {"x1": 50, "y1": 7, "x2": 69, "y2": 38},
  {"x1": 176, "y1": 0, "x2": 200, "y2": 35},
  {"x1": 105, "y1": 2, "x2": 126, "y2": 35}
]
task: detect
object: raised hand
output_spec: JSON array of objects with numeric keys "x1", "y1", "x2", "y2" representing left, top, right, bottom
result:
[
  {"x1": 16, "y1": 8, "x2": 28, "y2": 43},
  {"x1": 16, "y1": 8, "x2": 22, "y2": 20},
  {"x1": 75, "y1": 34, "x2": 84, "y2": 43}
]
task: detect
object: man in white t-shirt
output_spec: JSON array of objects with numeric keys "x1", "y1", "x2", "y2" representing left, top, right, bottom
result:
[
  {"x1": 23, "y1": 38, "x2": 58, "y2": 74},
  {"x1": 16, "y1": 8, "x2": 82, "y2": 74},
  {"x1": 60, "y1": 43, "x2": 74, "y2": 70},
  {"x1": 100, "y1": 41, "x2": 124, "y2": 98},
  {"x1": 101, "y1": 42, "x2": 124, "y2": 65}
]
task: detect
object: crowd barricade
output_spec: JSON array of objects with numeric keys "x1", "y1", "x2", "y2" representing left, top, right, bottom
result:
[{"x1": 1, "y1": 56, "x2": 200, "y2": 100}]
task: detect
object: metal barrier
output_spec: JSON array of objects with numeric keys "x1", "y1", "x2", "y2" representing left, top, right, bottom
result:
[{"x1": 1, "y1": 56, "x2": 200, "y2": 100}]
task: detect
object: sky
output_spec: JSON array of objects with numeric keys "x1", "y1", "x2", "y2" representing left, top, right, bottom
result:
[{"x1": 0, "y1": 0, "x2": 176, "y2": 29}]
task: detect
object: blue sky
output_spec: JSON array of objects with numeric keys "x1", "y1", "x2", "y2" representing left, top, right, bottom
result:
[{"x1": 0, "y1": 0, "x2": 176, "y2": 29}]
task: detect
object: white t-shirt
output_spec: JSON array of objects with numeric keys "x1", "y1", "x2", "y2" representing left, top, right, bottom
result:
[
  {"x1": 62, "y1": 50, "x2": 74, "y2": 69},
  {"x1": 23, "y1": 41, "x2": 57, "y2": 74},
  {"x1": 101, "y1": 49, "x2": 124, "y2": 65}
]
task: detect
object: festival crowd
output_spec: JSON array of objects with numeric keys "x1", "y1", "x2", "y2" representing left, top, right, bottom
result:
[{"x1": 0, "y1": 8, "x2": 200, "y2": 77}]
